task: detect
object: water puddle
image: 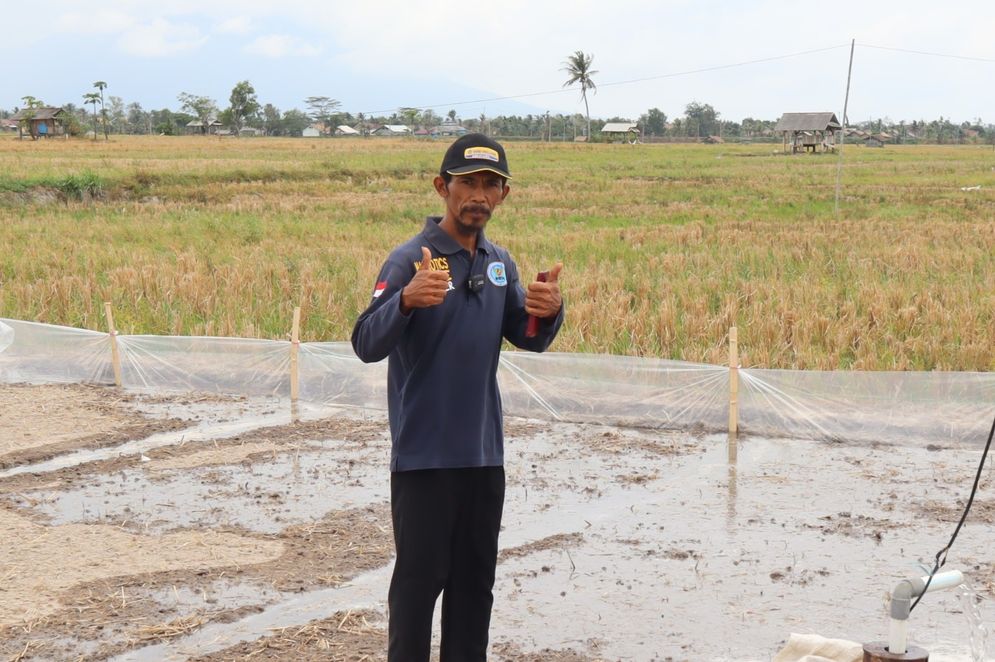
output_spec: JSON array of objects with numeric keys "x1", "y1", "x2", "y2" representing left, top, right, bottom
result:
[
  {"x1": 0, "y1": 398, "x2": 366, "y2": 481},
  {"x1": 22, "y1": 437, "x2": 388, "y2": 534},
  {"x1": 5, "y1": 416, "x2": 993, "y2": 660}
]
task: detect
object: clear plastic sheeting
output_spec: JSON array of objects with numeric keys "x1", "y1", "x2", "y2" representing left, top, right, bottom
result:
[
  {"x1": 299, "y1": 342, "x2": 387, "y2": 411},
  {"x1": 497, "y1": 352, "x2": 728, "y2": 430},
  {"x1": 2, "y1": 318, "x2": 993, "y2": 447},
  {"x1": 0, "y1": 319, "x2": 113, "y2": 385},
  {"x1": 116, "y1": 335, "x2": 291, "y2": 398},
  {"x1": 0, "y1": 321, "x2": 12, "y2": 354},
  {"x1": 740, "y1": 368, "x2": 995, "y2": 447}
]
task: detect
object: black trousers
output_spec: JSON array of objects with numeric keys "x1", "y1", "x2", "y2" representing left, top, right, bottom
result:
[{"x1": 388, "y1": 466, "x2": 505, "y2": 662}]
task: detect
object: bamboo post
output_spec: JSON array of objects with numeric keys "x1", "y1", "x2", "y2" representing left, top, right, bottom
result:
[
  {"x1": 104, "y1": 302, "x2": 122, "y2": 387},
  {"x1": 728, "y1": 326, "x2": 739, "y2": 461},
  {"x1": 290, "y1": 306, "x2": 301, "y2": 403}
]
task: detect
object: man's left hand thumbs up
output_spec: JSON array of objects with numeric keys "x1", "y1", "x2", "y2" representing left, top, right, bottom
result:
[{"x1": 525, "y1": 262, "x2": 563, "y2": 319}]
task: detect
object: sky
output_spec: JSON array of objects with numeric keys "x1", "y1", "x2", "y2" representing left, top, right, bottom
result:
[{"x1": 2, "y1": 0, "x2": 993, "y2": 124}]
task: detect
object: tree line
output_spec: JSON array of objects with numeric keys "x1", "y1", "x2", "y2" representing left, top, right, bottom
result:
[{"x1": 3, "y1": 78, "x2": 992, "y2": 144}]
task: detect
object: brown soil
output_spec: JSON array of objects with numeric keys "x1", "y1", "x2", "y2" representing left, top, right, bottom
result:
[
  {"x1": 232, "y1": 503, "x2": 392, "y2": 592},
  {"x1": 915, "y1": 497, "x2": 995, "y2": 524},
  {"x1": 0, "y1": 506, "x2": 283, "y2": 625},
  {"x1": 801, "y1": 511, "x2": 899, "y2": 541},
  {"x1": 504, "y1": 419, "x2": 553, "y2": 439},
  {"x1": 0, "y1": 504, "x2": 392, "y2": 660},
  {"x1": 582, "y1": 428, "x2": 700, "y2": 457},
  {"x1": 0, "y1": 383, "x2": 189, "y2": 469},
  {"x1": 491, "y1": 641, "x2": 606, "y2": 661},
  {"x1": 0, "y1": 384, "x2": 395, "y2": 661},
  {"x1": 499, "y1": 532, "x2": 584, "y2": 562},
  {"x1": 191, "y1": 610, "x2": 388, "y2": 661},
  {"x1": 190, "y1": 614, "x2": 606, "y2": 662}
]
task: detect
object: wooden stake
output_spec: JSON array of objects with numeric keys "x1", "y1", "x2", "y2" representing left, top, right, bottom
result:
[
  {"x1": 290, "y1": 306, "x2": 301, "y2": 402},
  {"x1": 728, "y1": 326, "x2": 739, "y2": 461},
  {"x1": 104, "y1": 302, "x2": 122, "y2": 387}
]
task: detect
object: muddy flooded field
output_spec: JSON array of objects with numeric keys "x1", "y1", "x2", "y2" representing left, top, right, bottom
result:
[{"x1": 1, "y1": 383, "x2": 992, "y2": 661}]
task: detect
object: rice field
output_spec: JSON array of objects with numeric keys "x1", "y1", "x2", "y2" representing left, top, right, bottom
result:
[{"x1": 1, "y1": 135, "x2": 993, "y2": 370}]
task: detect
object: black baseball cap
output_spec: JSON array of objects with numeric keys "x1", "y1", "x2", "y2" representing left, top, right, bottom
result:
[{"x1": 440, "y1": 133, "x2": 511, "y2": 179}]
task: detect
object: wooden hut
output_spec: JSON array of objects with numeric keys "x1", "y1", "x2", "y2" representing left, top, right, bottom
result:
[
  {"x1": 601, "y1": 122, "x2": 640, "y2": 144},
  {"x1": 9, "y1": 107, "x2": 67, "y2": 140},
  {"x1": 773, "y1": 112, "x2": 841, "y2": 153},
  {"x1": 864, "y1": 133, "x2": 892, "y2": 148},
  {"x1": 185, "y1": 119, "x2": 223, "y2": 135}
]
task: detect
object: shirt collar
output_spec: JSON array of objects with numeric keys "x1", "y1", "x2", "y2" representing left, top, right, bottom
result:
[{"x1": 423, "y1": 216, "x2": 494, "y2": 256}]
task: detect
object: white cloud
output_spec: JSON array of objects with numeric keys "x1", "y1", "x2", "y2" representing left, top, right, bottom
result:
[
  {"x1": 244, "y1": 34, "x2": 321, "y2": 58},
  {"x1": 216, "y1": 16, "x2": 253, "y2": 35},
  {"x1": 117, "y1": 18, "x2": 207, "y2": 57}
]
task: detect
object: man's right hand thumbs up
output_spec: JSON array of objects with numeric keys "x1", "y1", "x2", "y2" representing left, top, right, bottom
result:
[{"x1": 400, "y1": 247, "x2": 450, "y2": 314}]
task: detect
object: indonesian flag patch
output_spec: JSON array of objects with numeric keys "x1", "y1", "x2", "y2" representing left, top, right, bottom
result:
[{"x1": 373, "y1": 280, "x2": 388, "y2": 298}]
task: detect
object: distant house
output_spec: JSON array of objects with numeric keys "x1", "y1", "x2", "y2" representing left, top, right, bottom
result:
[
  {"x1": 186, "y1": 118, "x2": 223, "y2": 135},
  {"x1": 1, "y1": 118, "x2": 18, "y2": 133},
  {"x1": 432, "y1": 121, "x2": 468, "y2": 137},
  {"x1": 864, "y1": 133, "x2": 891, "y2": 148},
  {"x1": 9, "y1": 107, "x2": 67, "y2": 140},
  {"x1": 702, "y1": 135, "x2": 725, "y2": 144},
  {"x1": 773, "y1": 112, "x2": 841, "y2": 153},
  {"x1": 239, "y1": 127, "x2": 264, "y2": 137},
  {"x1": 601, "y1": 122, "x2": 640, "y2": 143},
  {"x1": 335, "y1": 125, "x2": 360, "y2": 136},
  {"x1": 371, "y1": 125, "x2": 412, "y2": 136},
  {"x1": 302, "y1": 127, "x2": 321, "y2": 138}
]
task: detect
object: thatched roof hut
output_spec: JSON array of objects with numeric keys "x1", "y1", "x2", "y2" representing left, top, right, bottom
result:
[{"x1": 774, "y1": 112, "x2": 841, "y2": 153}]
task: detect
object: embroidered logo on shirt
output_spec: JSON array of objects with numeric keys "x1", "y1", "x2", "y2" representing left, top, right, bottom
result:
[
  {"x1": 373, "y1": 280, "x2": 388, "y2": 298},
  {"x1": 413, "y1": 255, "x2": 455, "y2": 291},
  {"x1": 487, "y1": 262, "x2": 507, "y2": 286}
]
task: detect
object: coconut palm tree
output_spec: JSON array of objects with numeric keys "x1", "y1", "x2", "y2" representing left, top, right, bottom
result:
[
  {"x1": 83, "y1": 92, "x2": 101, "y2": 141},
  {"x1": 562, "y1": 51, "x2": 597, "y2": 141},
  {"x1": 93, "y1": 81, "x2": 108, "y2": 140}
]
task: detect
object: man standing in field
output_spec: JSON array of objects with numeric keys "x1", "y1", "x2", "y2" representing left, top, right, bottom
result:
[{"x1": 351, "y1": 133, "x2": 564, "y2": 660}]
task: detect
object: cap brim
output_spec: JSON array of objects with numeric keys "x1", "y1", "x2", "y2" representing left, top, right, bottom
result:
[{"x1": 445, "y1": 165, "x2": 511, "y2": 179}]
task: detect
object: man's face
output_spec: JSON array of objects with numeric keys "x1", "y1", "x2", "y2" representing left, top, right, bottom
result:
[{"x1": 434, "y1": 171, "x2": 510, "y2": 236}]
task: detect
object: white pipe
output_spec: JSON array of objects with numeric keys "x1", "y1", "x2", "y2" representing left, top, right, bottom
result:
[
  {"x1": 919, "y1": 569, "x2": 964, "y2": 593},
  {"x1": 888, "y1": 618, "x2": 909, "y2": 655},
  {"x1": 888, "y1": 570, "x2": 965, "y2": 655}
]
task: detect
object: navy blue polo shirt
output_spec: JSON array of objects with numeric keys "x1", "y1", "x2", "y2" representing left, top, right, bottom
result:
[{"x1": 351, "y1": 216, "x2": 563, "y2": 472}]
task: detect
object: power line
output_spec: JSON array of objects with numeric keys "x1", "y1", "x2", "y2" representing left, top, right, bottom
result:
[
  {"x1": 597, "y1": 44, "x2": 849, "y2": 89},
  {"x1": 859, "y1": 43, "x2": 995, "y2": 63},
  {"x1": 355, "y1": 43, "x2": 850, "y2": 116}
]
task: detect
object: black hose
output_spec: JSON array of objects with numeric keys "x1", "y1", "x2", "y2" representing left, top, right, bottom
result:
[{"x1": 910, "y1": 411, "x2": 995, "y2": 612}]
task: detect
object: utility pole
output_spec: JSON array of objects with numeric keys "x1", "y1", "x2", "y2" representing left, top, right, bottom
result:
[{"x1": 834, "y1": 38, "x2": 856, "y2": 218}]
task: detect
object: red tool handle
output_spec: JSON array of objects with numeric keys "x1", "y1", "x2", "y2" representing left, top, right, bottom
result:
[{"x1": 525, "y1": 271, "x2": 549, "y2": 338}]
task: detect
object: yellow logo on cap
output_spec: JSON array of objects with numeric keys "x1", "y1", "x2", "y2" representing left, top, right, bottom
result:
[{"x1": 464, "y1": 147, "x2": 499, "y2": 162}]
